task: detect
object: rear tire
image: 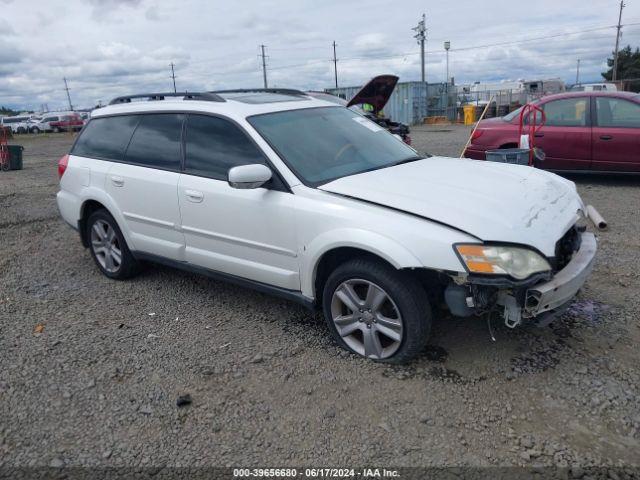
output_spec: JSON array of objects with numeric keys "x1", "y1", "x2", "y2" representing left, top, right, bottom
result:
[
  {"x1": 86, "y1": 210, "x2": 139, "y2": 280},
  {"x1": 53, "y1": 127, "x2": 60, "y2": 133},
  {"x1": 322, "y1": 257, "x2": 431, "y2": 364}
]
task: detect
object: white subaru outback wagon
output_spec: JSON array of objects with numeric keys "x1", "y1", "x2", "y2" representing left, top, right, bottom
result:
[{"x1": 57, "y1": 89, "x2": 597, "y2": 363}]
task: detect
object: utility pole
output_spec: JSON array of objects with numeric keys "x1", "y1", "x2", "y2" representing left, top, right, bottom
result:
[
  {"x1": 576, "y1": 59, "x2": 581, "y2": 85},
  {"x1": 170, "y1": 62, "x2": 177, "y2": 93},
  {"x1": 332, "y1": 41, "x2": 338, "y2": 89},
  {"x1": 612, "y1": 0, "x2": 625, "y2": 81},
  {"x1": 444, "y1": 41, "x2": 451, "y2": 119},
  {"x1": 444, "y1": 41, "x2": 451, "y2": 84},
  {"x1": 63, "y1": 77, "x2": 73, "y2": 111},
  {"x1": 412, "y1": 14, "x2": 426, "y2": 83},
  {"x1": 259, "y1": 45, "x2": 268, "y2": 88}
]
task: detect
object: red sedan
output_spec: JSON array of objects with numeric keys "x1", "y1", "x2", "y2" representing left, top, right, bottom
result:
[
  {"x1": 51, "y1": 114, "x2": 84, "y2": 132},
  {"x1": 465, "y1": 91, "x2": 640, "y2": 172}
]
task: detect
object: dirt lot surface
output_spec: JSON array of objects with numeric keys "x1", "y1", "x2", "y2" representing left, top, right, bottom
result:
[{"x1": 1, "y1": 128, "x2": 639, "y2": 474}]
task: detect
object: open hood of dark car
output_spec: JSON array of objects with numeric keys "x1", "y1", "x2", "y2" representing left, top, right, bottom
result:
[{"x1": 346, "y1": 75, "x2": 399, "y2": 114}]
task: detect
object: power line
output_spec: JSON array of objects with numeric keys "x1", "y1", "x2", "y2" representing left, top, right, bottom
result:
[
  {"x1": 613, "y1": 1, "x2": 626, "y2": 81},
  {"x1": 170, "y1": 62, "x2": 177, "y2": 92},
  {"x1": 259, "y1": 45, "x2": 268, "y2": 88},
  {"x1": 446, "y1": 25, "x2": 621, "y2": 52},
  {"x1": 268, "y1": 23, "x2": 640, "y2": 71}
]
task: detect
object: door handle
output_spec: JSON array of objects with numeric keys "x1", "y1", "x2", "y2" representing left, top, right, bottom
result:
[
  {"x1": 599, "y1": 135, "x2": 613, "y2": 141},
  {"x1": 185, "y1": 189, "x2": 204, "y2": 203},
  {"x1": 534, "y1": 133, "x2": 544, "y2": 138},
  {"x1": 110, "y1": 175, "x2": 124, "y2": 187}
]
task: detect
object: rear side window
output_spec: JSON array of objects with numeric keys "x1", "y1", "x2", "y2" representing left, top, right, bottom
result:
[
  {"x1": 595, "y1": 97, "x2": 640, "y2": 128},
  {"x1": 72, "y1": 115, "x2": 139, "y2": 160},
  {"x1": 184, "y1": 114, "x2": 265, "y2": 180},
  {"x1": 124, "y1": 114, "x2": 184, "y2": 170}
]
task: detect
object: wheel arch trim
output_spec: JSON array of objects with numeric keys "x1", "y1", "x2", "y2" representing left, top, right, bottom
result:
[
  {"x1": 301, "y1": 228, "x2": 423, "y2": 299},
  {"x1": 77, "y1": 190, "x2": 136, "y2": 250}
]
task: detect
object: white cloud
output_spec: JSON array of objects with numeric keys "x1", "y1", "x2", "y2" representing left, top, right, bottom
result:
[{"x1": 0, "y1": 0, "x2": 639, "y2": 110}]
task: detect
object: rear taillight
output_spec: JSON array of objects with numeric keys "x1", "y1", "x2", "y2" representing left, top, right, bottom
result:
[
  {"x1": 471, "y1": 129, "x2": 484, "y2": 142},
  {"x1": 58, "y1": 154, "x2": 69, "y2": 180}
]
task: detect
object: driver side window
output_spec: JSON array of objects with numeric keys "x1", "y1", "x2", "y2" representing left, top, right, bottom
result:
[{"x1": 184, "y1": 114, "x2": 266, "y2": 181}]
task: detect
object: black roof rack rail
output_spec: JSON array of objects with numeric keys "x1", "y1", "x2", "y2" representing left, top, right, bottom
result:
[
  {"x1": 210, "y1": 88, "x2": 308, "y2": 97},
  {"x1": 108, "y1": 92, "x2": 225, "y2": 105}
]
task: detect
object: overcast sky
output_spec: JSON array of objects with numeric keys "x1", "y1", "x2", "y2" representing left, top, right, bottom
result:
[{"x1": 1, "y1": 0, "x2": 640, "y2": 111}]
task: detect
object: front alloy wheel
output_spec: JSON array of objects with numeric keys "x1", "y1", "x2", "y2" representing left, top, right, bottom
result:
[
  {"x1": 331, "y1": 279, "x2": 403, "y2": 359},
  {"x1": 322, "y1": 258, "x2": 431, "y2": 363}
]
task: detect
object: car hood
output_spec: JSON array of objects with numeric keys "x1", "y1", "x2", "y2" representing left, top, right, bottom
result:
[
  {"x1": 318, "y1": 157, "x2": 584, "y2": 256},
  {"x1": 346, "y1": 75, "x2": 399, "y2": 114}
]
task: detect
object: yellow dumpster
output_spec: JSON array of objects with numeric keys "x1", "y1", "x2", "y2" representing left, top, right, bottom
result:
[{"x1": 463, "y1": 104, "x2": 476, "y2": 125}]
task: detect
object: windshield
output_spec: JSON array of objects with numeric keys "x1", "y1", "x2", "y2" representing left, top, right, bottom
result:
[
  {"x1": 503, "y1": 101, "x2": 541, "y2": 122},
  {"x1": 248, "y1": 107, "x2": 420, "y2": 186}
]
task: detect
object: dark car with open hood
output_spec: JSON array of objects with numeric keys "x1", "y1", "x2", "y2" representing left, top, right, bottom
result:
[{"x1": 307, "y1": 75, "x2": 411, "y2": 144}]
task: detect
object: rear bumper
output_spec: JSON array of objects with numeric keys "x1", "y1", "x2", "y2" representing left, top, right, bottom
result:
[
  {"x1": 56, "y1": 190, "x2": 81, "y2": 229},
  {"x1": 525, "y1": 232, "x2": 597, "y2": 317},
  {"x1": 463, "y1": 147, "x2": 486, "y2": 160}
]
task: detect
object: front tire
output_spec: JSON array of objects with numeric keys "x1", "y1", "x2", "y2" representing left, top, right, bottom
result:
[
  {"x1": 86, "y1": 210, "x2": 139, "y2": 279},
  {"x1": 322, "y1": 258, "x2": 431, "y2": 363}
]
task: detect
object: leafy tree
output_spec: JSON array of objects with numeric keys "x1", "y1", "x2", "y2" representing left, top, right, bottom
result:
[
  {"x1": 602, "y1": 45, "x2": 640, "y2": 92},
  {"x1": 0, "y1": 106, "x2": 19, "y2": 116}
]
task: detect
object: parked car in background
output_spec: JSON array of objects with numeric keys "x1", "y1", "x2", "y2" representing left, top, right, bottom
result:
[
  {"x1": 57, "y1": 89, "x2": 597, "y2": 363},
  {"x1": 465, "y1": 91, "x2": 640, "y2": 172},
  {"x1": 32, "y1": 113, "x2": 84, "y2": 133},
  {"x1": 307, "y1": 75, "x2": 412, "y2": 145},
  {"x1": 27, "y1": 116, "x2": 42, "y2": 133},
  {"x1": 1, "y1": 115, "x2": 32, "y2": 134}
]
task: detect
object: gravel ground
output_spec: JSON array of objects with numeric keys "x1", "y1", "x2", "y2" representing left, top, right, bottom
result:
[{"x1": 1, "y1": 129, "x2": 639, "y2": 473}]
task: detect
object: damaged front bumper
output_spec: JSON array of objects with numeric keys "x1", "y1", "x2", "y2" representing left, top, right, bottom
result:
[
  {"x1": 520, "y1": 232, "x2": 597, "y2": 324},
  {"x1": 446, "y1": 232, "x2": 597, "y2": 327}
]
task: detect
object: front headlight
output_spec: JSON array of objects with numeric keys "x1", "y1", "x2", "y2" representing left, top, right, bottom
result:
[{"x1": 454, "y1": 244, "x2": 551, "y2": 280}]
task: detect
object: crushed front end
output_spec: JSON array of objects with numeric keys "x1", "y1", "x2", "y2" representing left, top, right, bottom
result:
[{"x1": 444, "y1": 226, "x2": 597, "y2": 328}]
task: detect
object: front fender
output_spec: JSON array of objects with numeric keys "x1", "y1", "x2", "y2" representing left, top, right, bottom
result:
[{"x1": 300, "y1": 228, "x2": 423, "y2": 299}]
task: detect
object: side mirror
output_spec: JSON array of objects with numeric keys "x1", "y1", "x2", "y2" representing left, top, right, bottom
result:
[{"x1": 228, "y1": 164, "x2": 272, "y2": 189}]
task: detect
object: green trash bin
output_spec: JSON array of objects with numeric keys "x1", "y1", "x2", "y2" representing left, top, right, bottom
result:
[{"x1": 7, "y1": 145, "x2": 23, "y2": 170}]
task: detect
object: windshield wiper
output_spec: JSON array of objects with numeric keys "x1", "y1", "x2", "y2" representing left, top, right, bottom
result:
[{"x1": 392, "y1": 156, "x2": 423, "y2": 166}]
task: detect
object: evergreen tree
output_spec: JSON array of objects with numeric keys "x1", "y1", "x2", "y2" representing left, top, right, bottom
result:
[{"x1": 602, "y1": 45, "x2": 640, "y2": 92}]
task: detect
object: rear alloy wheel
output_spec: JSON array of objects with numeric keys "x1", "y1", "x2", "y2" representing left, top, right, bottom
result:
[
  {"x1": 30, "y1": 127, "x2": 40, "y2": 134},
  {"x1": 53, "y1": 127, "x2": 60, "y2": 133},
  {"x1": 323, "y1": 258, "x2": 431, "y2": 363},
  {"x1": 90, "y1": 219, "x2": 122, "y2": 273},
  {"x1": 87, "y1": 210, "x2": 139, "y2": 279}
]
